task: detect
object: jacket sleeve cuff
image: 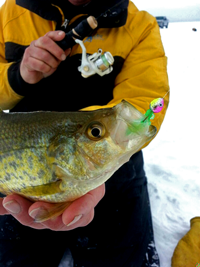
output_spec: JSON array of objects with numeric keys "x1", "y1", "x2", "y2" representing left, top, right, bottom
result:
[{"x1": 7, "y1": 61, "x2": 35, "y2": 96}]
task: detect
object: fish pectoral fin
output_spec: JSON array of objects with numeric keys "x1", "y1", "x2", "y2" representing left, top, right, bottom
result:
[
  {"x1": 33, "y1": 201, "x2": 72, "y2": 223},
  {"x1": 20, "y1": 180, "x2": 63, "y2": 197},
  {"x1": 54, "y1": 164, "x2": 70, "y2": 180},
  {"x1": 53, "y1": 165, "x2": 74, "y2": 189},
  {"x1": 20, "y1": 165, "x2": 71, "y2": 197}
]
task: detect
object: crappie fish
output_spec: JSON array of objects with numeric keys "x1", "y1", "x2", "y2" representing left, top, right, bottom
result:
[{"x1": 0, "y1": 100, "x2": 157, "y2": 222}]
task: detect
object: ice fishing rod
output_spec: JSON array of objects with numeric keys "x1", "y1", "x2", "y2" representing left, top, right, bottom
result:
[
  {"x1": 56, "y1": 0, "x2": 127, "y2": 50},
  {"x1": 56, "y1": 0, "x2": 126, "y2": 77},
  {"x1": 57, "y1": 15, "x2": 114, "y2": 78},
  {"x1": 56, "y1": 16, "x2": 98, "y2": 50}
]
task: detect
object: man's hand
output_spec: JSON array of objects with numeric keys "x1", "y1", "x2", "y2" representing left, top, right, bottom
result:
[
  {"x1": 20, "y1": 31, "x2": 71, "y2": 84},
  {"x1": 0, "y1": 184, "x2": 105, "y2": 231}
]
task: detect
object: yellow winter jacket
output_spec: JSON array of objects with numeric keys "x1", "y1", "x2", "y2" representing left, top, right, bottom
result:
[
  {"x1": 0, "y1": 0, "x2": 169, "y2": 143},
  {"x1": 172, "y1": 217, "x2": 200, "y2": 267}
]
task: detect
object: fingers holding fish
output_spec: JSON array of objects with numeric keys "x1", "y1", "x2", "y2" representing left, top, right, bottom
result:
[
  {"x1": 62, "y1": 184, "x2": 105, "y2": 228},
  {"x1": 2, "y1": 194, "x2": 46, "y2": 230},
  {"x1": 0, "y1": 198, "x2": 9, "y2": 215},
  {"x1": 20, "y1": 31, "x2": 71, "y2": 84},
  {"x1": 27, "y1": 184, "x2": 105, "y2": 231},
  {"x1": 28, "y1": 202, "x2": 68, "y2": 230},
  {"x1": 0, "y1": 185, "x2": 104, "y2": 231},
  {"x1": 0, "y1": 184, "x2": 105, "y2": 231}
]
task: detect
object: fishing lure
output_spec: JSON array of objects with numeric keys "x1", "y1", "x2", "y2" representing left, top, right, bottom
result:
[
  {"x1": 126, "y1": 91, "x2": 169, "y2": 135},
  {"x1": 142, "y1": 97, "x2": 164, "y2": 124}
]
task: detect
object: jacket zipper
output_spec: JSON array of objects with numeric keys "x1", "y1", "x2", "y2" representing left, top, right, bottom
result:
[{"x1": 61, "y1": 19, "x2": 69, "y2": 29}]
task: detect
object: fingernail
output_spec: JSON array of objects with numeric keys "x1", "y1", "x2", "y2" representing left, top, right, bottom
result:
[
  {"x1": 3, "y1": 200, "x2": 21, "y2": 214},
  {"x1": 29, "y1": 208, "x2": 41, "y2": 219},
  {"x1": 66, "y1": 214, "x2": 83, "y2": 226},
  {"x1": 61, "y1": 54, "x2": 66, "y2": 61},
  {"x1": 58, "y1": 31, "x2": 64, "y2": 36}
]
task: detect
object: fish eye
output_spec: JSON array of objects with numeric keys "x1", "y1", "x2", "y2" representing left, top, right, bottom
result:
[
  {"x1": 86, "y1": 122, "x2": 106, "y2": 140},
  {"x1": 159, "y1": 103, "x2": 163, "y2": 107}
]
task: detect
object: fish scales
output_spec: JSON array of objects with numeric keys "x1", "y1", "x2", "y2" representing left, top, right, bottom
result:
[
  {"x1": 0, "y1": 111, "x2": 90, "y2": 152},
  {"x1": 0, "y1": 111, "x2": 97, "y2": 193},
  {"x1": 0, "y1": 101, "x2": 157, "y2": 221}
]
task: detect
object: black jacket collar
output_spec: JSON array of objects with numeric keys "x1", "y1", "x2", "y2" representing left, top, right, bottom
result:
[{"x1": 16, "y1": 0, "x2": 129, "y2": 28}]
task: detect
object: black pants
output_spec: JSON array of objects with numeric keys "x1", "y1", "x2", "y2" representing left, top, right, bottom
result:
[{"x1": 0, "y1": 151, "x2": 159, "y2": 267}]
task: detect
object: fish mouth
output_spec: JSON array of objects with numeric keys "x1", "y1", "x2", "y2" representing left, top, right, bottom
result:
[
  {"x1": 111, "y1": 100, "x2": 157, "y2": 150},
  {"x1": 71, "y1": 100, "x2": 156, "y2": 183}
]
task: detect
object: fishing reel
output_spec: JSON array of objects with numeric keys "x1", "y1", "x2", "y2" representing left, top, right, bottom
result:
[{"x1": 75, "y1": 39, "x2": 114, "y2": 78}]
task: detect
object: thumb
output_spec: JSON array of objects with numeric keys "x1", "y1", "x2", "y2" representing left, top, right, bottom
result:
[{"x1": 45, "y1": 31, "x2": 66, "y2": 42}]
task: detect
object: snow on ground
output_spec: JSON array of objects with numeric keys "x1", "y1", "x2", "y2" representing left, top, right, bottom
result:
[{"x1": 143, "y1": 21, "x2": 200, "y2": 267}]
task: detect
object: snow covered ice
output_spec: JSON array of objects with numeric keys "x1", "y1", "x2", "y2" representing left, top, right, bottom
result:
[{"x1": 143, "y1": 21, "x2": 200, "y2": 267}]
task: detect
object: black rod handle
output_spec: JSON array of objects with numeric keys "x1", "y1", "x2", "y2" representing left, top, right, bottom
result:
[{"x1": 56, "y1": 16, "x2": 98, "y2": 50}]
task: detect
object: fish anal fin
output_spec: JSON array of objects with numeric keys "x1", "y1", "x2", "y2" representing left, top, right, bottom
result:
[{"x1": 34, "y1": 201, "x2": 72, "y2": 222}]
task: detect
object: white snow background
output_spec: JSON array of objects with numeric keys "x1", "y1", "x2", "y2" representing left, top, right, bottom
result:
[{"x1": 143, "y1": 21, "x2": 200, "y2": 267}]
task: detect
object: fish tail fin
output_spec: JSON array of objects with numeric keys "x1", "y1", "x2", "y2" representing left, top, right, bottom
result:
[{"x1": 33, "y1": 202, "x2": 72, "y2": 223}]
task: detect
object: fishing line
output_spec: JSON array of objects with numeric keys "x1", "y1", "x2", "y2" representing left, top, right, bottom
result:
[{"x1": 162, "y1": 89, "x2": 170, "y2": 100}]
